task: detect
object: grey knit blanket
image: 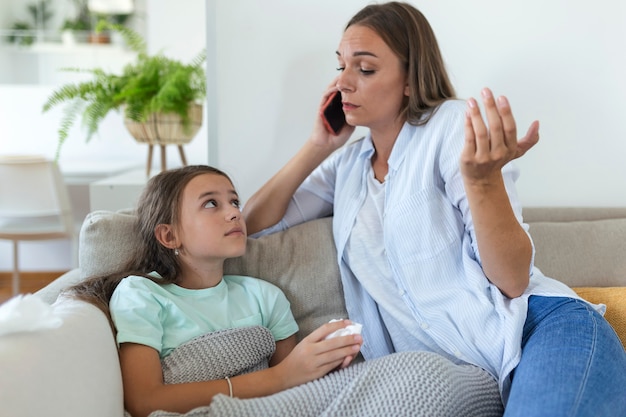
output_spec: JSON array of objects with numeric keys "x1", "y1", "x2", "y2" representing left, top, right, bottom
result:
[
  {"x1": 161, "y1": 326, "x2": 276, "y2": 384},
  {"x1": 149, "y1": 326, "x2": 504, "y2": 417}
]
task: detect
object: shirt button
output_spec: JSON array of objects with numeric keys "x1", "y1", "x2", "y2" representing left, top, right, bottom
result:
[
  {"x1": 399, "y1": 289, "x2": 406, "y2": 296},
  {"x1": 454, "y1": 349, "x2": 462, "y2": 357},
  {"x1": 420, "y1": 322, "x2": 429, "y2": 330}
]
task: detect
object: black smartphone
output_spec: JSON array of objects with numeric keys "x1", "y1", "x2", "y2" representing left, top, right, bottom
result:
[{"x1": 321, "y1": 91, "x2": 346, "y2": 134}]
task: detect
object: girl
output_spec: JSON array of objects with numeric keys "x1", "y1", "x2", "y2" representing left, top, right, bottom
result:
[{"x1": 70, "y1": 165, "x2": 362, "y2": 417}]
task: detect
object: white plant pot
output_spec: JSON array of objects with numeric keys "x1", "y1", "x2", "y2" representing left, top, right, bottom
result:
[{"x1": 61, "y1": 30, "x2": 76, "y2": 47}]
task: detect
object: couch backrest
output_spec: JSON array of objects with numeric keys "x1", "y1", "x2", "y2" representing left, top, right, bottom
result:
[
  {"x1": 522, "y1": 206, "x2": 626, "y2": 223},
  {"x1": 224, "y1": 218, "x2": 346, "y2": 340},
  {"x1": 72, "y1": 208, "x2": 626, "y2": 339},
  {"x1": 523, "y1": 207, "x2": 626, "y2": 287},
  {"x1": 77, "y1": 210, "x2": 346, "y2": 340}
]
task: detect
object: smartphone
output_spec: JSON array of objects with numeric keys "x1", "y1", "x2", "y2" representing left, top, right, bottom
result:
[{"x1": 321, "y1": 91, "x2": 346, "y2": 134}]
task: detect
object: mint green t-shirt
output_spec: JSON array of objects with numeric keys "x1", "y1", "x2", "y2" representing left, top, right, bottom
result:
[{"x1": 109, "y1": 273, "x2": 299, "y2": 358}]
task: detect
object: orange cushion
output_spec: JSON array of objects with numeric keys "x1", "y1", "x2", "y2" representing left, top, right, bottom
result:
[{"x1": 573, "y1": 287, "x2": 626, "y2": 349}]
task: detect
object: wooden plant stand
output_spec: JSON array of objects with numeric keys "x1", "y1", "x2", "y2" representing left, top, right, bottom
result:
[{"x1": 124, "y1": 103, "x2": 203, "y2": 176}]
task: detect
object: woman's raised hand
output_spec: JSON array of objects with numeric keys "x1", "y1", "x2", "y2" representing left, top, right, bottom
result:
[{"x1": 461, "y1": 87, "x2": 539, "y2": 184}]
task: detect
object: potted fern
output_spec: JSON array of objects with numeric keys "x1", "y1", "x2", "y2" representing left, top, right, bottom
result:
[{"x1": 42, "y1": 22, "x2": 206, "y2": 173}]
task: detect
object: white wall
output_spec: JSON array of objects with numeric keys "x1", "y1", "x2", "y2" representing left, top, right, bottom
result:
[
  {"x1": 212, "y1": 0, "x2": 363, "y2": 200},
  {"x1": 212, "y1": 0, "x2": 626, "y2": 206},
  {"x1": 3, "y1": 0, "x2": 626, "y2": 273}
]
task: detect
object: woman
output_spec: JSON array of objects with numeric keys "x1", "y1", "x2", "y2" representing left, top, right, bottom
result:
[
  {"x1": 70, "y1": 165, "x2": 362, "y2": 417},
  {"x1": 243, "y1": 2, "x2": 626, "y2": 416}
]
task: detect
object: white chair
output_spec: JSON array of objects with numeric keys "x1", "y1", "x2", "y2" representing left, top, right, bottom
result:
[{"x1": 0, "y1": 155, "x2": 76, "y2": 296}]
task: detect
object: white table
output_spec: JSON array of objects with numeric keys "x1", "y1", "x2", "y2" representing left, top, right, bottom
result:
[
  {"x1": 89, "y1": 168, "x2": 156, "y2": 212},
  {"x1": 60, "y1": 160, "x2": 142, "y2": 221}
]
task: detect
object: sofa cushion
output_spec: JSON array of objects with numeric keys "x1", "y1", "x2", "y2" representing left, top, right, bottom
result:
[
  {"x1": 72, "y1": 209, "x2": 626, "y2": 343},
  {"x1": 572, "y1": 287, "x2": 626, "y2": 349},
  {"x1": 77, "y1": 210, "x2": 347, "y2": 340},
  {"x1": 0, "y1": 297, "x2": 124, "y2": 417},
  {"x1": 528, "y1": 218, "x2": 626, "y2": 287},
  {"x1": 224, "y1": 217, "x2": 347, "y2": 340},
  {"x1": 79, "y1": 210, "x2": 137, "y2": 278}
]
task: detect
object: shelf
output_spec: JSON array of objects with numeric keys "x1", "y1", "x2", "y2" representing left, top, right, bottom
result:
[{"x1": 0, "y1": 42, "x2": 136, "y2": 85}]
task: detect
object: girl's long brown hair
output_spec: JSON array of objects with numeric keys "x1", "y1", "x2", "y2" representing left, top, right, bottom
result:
[{"x1": 66, "y1": 165, "x2": 234, "y2": 324}]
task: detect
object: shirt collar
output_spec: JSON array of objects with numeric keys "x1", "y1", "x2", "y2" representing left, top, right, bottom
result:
[{"x1": 357, "y1": 121, "x2": 415, "y2": 171}]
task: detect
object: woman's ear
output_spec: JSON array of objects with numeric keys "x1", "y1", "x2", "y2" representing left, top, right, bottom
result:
[{"x1": 154, "y1": 224, "x2": 179, "y2": 250}]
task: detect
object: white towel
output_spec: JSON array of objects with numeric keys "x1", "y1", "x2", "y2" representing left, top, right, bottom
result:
[{"x1": 0, "y1": 294, "x2": 63, "y2": 336}]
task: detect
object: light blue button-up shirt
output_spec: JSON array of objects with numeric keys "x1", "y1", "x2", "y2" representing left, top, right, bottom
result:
[{"x1": 255, "y1": 99, "x2": 595, "y2": 399}]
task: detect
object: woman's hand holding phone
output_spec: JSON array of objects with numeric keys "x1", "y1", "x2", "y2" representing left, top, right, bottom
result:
[{"x1": 311, "y1": 84, "x2": 355, "y2": 153}]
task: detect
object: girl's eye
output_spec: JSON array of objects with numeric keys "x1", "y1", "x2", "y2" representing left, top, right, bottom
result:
[
  {"x1": 232, "y1": 200, "x2": 241, "y2": 209},
  {"x1": 204, "y1": 199, "x2": 217, "y2": 208},
  {"x1": 336, "y1": 67, "x2": 345, "y2": 72}
]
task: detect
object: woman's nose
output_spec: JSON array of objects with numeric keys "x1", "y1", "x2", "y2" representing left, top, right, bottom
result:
[{"x1": 336, "y1": 71, "x2": 352, "y2": 93}]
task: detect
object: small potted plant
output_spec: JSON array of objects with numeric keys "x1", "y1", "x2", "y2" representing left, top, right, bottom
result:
[
  {"x1": 7, "y1": 21, "x2": 36, "y2": 46},
  {"x1": 60, "y1": 18, "x2": 90, "y2": 45},
  {"x1": 42, "y1": 22, "x2": 206, "y2": 173},
  {"x1": 8, "y1": 0, "x2": 54, "y2": 46}
]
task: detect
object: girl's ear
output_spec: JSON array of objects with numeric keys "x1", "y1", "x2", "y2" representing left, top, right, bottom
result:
[{"x1": 154, "y1": 224, "x2": 179, "y2": 250}]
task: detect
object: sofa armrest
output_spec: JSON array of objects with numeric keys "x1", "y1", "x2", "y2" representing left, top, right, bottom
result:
[
  {"x1": 0, "y1": 298, "x2": 124, "y2": 417},
  {"x1": 36, "y1": 269, "x2": 83, "y2": 304}
]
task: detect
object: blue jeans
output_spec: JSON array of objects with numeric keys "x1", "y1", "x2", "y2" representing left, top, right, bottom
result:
[{"x1": 505, "y1": 296, "x2": 626, "y2": 417}]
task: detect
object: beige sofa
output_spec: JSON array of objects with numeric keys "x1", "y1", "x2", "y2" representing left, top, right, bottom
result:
[{"x1": 1, "y1": 207, "x2": 625, "y2": 417}]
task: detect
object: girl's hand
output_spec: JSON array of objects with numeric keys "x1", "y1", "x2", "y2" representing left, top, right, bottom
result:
[
  {"x1": 274, "y1": 319, "x2": 363, "y2": 388},
  {"x1": 461, "y1": 88, "x2": 539, "y2": 185},
  {"x1": 310, "y1": 79, "x2": 355, "y2": 151}
]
